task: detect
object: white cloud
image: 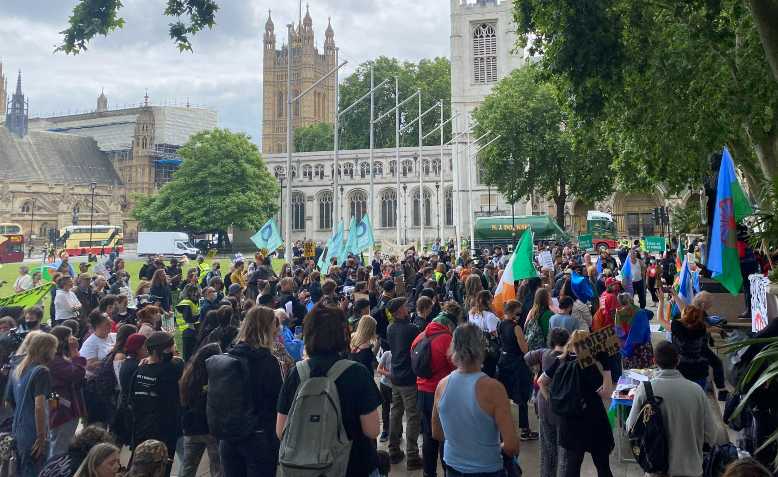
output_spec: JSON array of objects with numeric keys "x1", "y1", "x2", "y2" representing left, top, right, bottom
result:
[{"x1": 0, "y1": 0, "x2": 451, "y2": 145}]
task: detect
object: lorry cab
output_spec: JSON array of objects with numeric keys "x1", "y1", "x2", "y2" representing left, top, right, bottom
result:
[{"x1": 586, "y1": 211, "x2": 619, "y2": 251}]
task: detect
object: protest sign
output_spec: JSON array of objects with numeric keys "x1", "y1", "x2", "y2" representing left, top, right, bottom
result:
[
  {"x1": 578, "y1": 234, "x2": 593, "y2": 251},
  {"x1": 574, "y1": 326, "x2": 621, "y2": 368},
  {"x1": 750, "y1": 273, "x2": 770, "y2": 332},
  {"x1": 644, "y1": 236, "x2": 667, "y2": 253},
  {"x1": 537, "y1": 250, "x2": 554, "y2": 270},
  {"x1": 303, "y1": 241, "x2": 316, "y2": 258}
]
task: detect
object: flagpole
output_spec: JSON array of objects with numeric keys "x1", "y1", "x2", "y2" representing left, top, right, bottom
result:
[
  {"x1": 368, "y1": 65, "x2": 375, "y2": 258},
  {"x1": 418, "y1": 92, "x2": 424, "y2": 253}
]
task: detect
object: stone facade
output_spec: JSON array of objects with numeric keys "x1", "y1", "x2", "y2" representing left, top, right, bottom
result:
[
  {"x1": 0, "y1": 62, "x2": 7, "y2": 119},
  {"x1": 262, "y1": 7, "x2": 337, "y2": 154}
]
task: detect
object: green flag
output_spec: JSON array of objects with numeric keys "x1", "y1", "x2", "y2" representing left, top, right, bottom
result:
[
  {"x1": 511, "y1": 229, "x2": 539, "y2": 280},
  {"x1": 0, "y1": 283, "x2": 54, "y2": 308},
  {"x1": 318, "y1": 221, "x2": 345, "y2": 274},
  {"x1": 250, "y1": 218, "x2": 283, "y2": 252}
]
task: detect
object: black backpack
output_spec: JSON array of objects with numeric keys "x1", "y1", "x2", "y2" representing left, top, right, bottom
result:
[
  {"x1": 411, "y1": 331, "x2": 446, "y2": 379},
  {"x1": 628, "y1": 381, "x2": 669, "y2": 474},
  {"x1": 205, "y1": 352, "x2": 257, "y2": 441},
  {"x1": 549, "y1": 358, "x2": 586, "y2": 417}
]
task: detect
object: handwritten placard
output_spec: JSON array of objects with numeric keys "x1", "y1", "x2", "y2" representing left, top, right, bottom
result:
[
  {"x1": 574, "y1": 326, "x2": 621, "y2": 368},
  {"x1": 750, "y1": 273, "x2": 770, "y2": 333}
]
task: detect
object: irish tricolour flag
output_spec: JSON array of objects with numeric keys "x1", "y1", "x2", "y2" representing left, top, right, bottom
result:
[
  {"x1": 492, "y1": 229, "x2": 539, "y2": 316},
  {"x1": 708, "y1": 147, "x2": 752, "y2": 294}
]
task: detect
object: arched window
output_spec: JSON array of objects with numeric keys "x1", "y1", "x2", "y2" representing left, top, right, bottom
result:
[
  {"x1": 422, "y1": 159, "x2": 431, "y2": 176},
  {"x1": 349, "y1": 190, "x2": 367, "y2": 219},
  {"x1": 318, "y1": 191, "x2": 333, "y2": 230},
  {"x1": 473, "y1": 23, "x2": 498, "y2": 84},
  {"x1": 380, "y1": 189, "x2": 397, "y2": 228},
  {"x1": 373, "y1": 162, "x2": 384, "y2": 177},
  {"x1": 39, "y1": 223, "x2": 50, "y2": 239},
  {"x1": 359, "y1": 162, "x2": 370, "y2": 178},
  {"x1": 274, "y1": 166, "x2": 285, "y2": 178},
  {"x1": 289, "y1": 166, "x2": 297, "y2": 179},
  {"x1": 291, "y1": 191, "x2": 305, "y2": 231},
  {"x1": 302, "y1": 165, "x2": 313, "y2": 181},
  {"x1": 20, "y1": 201, "x2": 31, "y2": 214},
  {"x1": 277, "y1": 92, "x2": 284, "y2": 118},
  {"x1": 412, "y1": 188, "x2": 432, "y2": 227},
  {"x1": 314, "y1": 164, "x2": 325, "y2": 179},
  {"x1": 431, "y1": 159, "x2": 441, "y2": 175},
  {"x1": 343, "y1": 163, "x2": 354, "y2": 178},
  {"x1": 401, "y1": 160, "x2": 413, "y2": 177},
  {"x1": 293, "y1": 92, "x2": 300, "y2": 117},
  {"x1": 389, "y1": 160, "x2": 397, "y2": 176},
  {"x1": 445, "y1": 187, "x2": 454, "y2": 226}
]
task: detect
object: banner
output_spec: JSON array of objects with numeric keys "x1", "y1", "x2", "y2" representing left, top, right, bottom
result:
[
  {"x1": 0, "y1": 283, "x2": 54, "y2": 308},
  {"x1": 250, "y1": 218, "x2": 283, "y2": 252},
  {"x1": 574, "y1": 326, "x2": 621, "y2": 368},
  {"x1": 644, "y1": 236, "x2": 667, "y2": 253},
  {"x1": 578, "y1": 234, "x2": 593, "y2": 251},
  {"x1": 318, "y1": 222, "x2": 345, "y2": 274},
  {"x1": 303, "y1": 241, "x2": 316, "y2": 258},
  {"x1": 749, "y1": 273, "x2": 770, "y2": 333},
  {"x1": 348, "y1": 214, "x2": 375, "y2": 255}
]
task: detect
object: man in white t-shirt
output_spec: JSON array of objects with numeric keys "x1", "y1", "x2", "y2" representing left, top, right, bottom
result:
[
  {"x1": 79, "y1": 314, "x2": 116, "y2": 376},
  {"x1": 14, "y1": 266, "x2": 33, "y2": 292}
]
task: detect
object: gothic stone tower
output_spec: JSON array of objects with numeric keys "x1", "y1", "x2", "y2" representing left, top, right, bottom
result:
[
  {"x1": 6, "y1": 71, "x2": 29, "y2": 137},
  {"x1": 0, "y1": 62, "x2": 7, "y2": 118},
  {"x1": 261, "y1": 6, "x2": 337, "y2": 154}
]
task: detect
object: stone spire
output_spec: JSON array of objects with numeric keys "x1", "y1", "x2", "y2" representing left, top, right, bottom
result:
[
  {"x1": 324, "y1": 17, "x2": 335, "y2": 52},
  {"x1": 6, "y1": 70, "x2": 28, "y2": 137},
  {"x1": 0, "y1": 61, "x2": 6, "y2": 118},
  {"x1": 264, "y1": 9, "x2": 276, "y2": 48},
  {"x1": 97, "y1": 89, "x2": 108, "y2": 112}
]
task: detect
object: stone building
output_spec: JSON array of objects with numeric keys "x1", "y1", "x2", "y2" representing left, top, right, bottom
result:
[
  {"x1": 262, "y1": 7, "x2": 337, "y2": 154},
  {"x1": 0, "y1": 63, "x2": 7, "y2": 118}
]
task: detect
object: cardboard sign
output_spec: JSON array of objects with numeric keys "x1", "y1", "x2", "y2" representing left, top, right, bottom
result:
[
  {"x1": 574, "y1": 326, "x2": 621, "y2": 368},
  {"x1": 750, "y1": 273, "x2": 770, "y2": 332},
  {"x1": 537, "y1": 250, "x2": 554, "y2": 270},
  {"x1": 644, "y1": 236, "x2": 667, "y2": 253},
  {"x1": 578, "y1": 234, "x2": 593, "y2": 251},
  {"x1": 303, "y1": 241, "x2": 316, "y2": 258}
]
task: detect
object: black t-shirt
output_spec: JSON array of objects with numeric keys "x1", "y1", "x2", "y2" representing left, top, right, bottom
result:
[
  {"x1": 129, "y1": 358, "x2": 184, "y2": 446},
  {"x1": 277, "y1": 353, "x2": 382, "y2": 477}
]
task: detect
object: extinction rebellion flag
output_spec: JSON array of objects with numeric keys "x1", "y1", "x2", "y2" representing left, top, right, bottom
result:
[{"x1": 250, "y1": 218, "x2": 283, "y2": 252}]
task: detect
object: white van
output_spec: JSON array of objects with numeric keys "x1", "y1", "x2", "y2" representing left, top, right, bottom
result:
[{"x1": 137, "y1": 232, "x2": 200, "y2": 258}]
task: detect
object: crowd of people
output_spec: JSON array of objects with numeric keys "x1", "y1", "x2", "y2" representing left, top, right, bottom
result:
[{"x1": 0, "y1": 239, "x2": 776, "y2": 477}]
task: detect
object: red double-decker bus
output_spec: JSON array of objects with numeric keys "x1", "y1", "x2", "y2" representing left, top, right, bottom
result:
[{"x1": 0, "y1": 223, "x2": 24, "y2": 264}]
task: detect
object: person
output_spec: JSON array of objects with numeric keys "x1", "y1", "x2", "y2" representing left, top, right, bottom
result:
[
  {"x1": 376, "y1": 348, "x2": 393, "y2": 443},
  {"x1": 14, "y1": 265, "x2": 33, "y2": 292},
  {"x1": 411, "y1": 295, "x2": 435, "y2": 331},
  {"x1": 149, "y1": 269, "x2": 172, "y2": 315},
  {"x1": 525, "y1": 288, "x2": 553, "y2": 351},
  {"x1": 721, "y1": 458, "x2": 772, "y2": 477},
  {"x1": 5, "y1": 331, "x2": 58, "y2": 477},
  {"x1": 431, "y1": 323, "x2": 520, "y2": 476},
  {"x1": 276, "y1": 302, "x2": 382, "y2": 477},
  {"x1": 349, "y1": 315, "x2": 379, "y2": 373},
  {"x1": 47, "y1": 326, "x2": 87, "y2": 458},
  {"x1": 593, "y1": 277, "x2": 620, "y2": 331},
  {"x1": 128, "y1": 331, "x2": 184, "y2": 476},
  {"x1": 125, "y1": 440, "x2": 169, "y2": 477},
  {"x1": 179, "y1": 343, "x2": 223, "y2": 477},
  {"x1": 412, "y1": 302, "x2": 458, "y2": 477},
  {"x1": 277, "y1": 277, "x2": 307, "y2": 326},
  {"x1": 548, "y1": 296, "x2": 578, "y2": 333},
  {"x1": 497, "y1": 300, "x2": 537, "y2": 441},
  {"x1": 203, "y1": 305, "x2": 238, "y2": 352},
  {"x1": 73, "y1": 443, "x2": 120, "y2": 477},
  {"x1": 230, "y1": 259, "x2": 247, "y2": 291},
  {"x1": 74, "y1": 274, "x2": 99, "y2": 321},
  {"x1": 627, "y1": 341, "x2": 724, "y2": 477},
  {"x1": 539, "y1": 330, "x2": 614, "y2": 477},
  {"x1": 54, "y1": 276, "x2": 82, "y2": 325},
  {"x1": 671, "y1": 305, "x2": 714, "y2": 389},
  {"x1": 614, "y1": 292, "x2": 653, "y2": 370},
  {"x1": 19, "y1": 306, "x2": 50, "y2": 333},
  {"x1": 627, "y1": 249, "x2": 646, "y2": 309},
  {"x1": 646, "y1": 258, "x2": 660, "y2": 304},
  {"x1": 111, "y1": 324, "x2": 137, "y2": 382},
  {"x1": 79, "y1": 311, "x2": 115, "y2": 376},
  {"x1": 213, "y1": 306, "x2": 283, "y2": 477},
  {"x1": 468, "y1": 290, "x2": 500, "y2": 377},
  {"x1": 524, "y1": 327, "x2": 571, "y2": 477},
  {"x1": 386, "y1": 297, "x2": 422, "y2": 470},
  {"x1": 39, "y1": 426, "x2": 114, "y2": 477}
]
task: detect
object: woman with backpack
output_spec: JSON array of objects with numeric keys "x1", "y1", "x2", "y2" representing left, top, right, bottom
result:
[
  {"x1": 179, "y1": 343, "x2": 223, "y2": 477},
  {"x1": 538, "y1": 330, "x2": 614, "y2": 477},
  {"x1": 47, "y1": 326, "x2": 87, "y2": 458},
  {"x1": 80, "y1": 312, "x2": 116, "y2": 425},
  {"x1": 468, "y1": 290, "x2": 500, "y2": 377},
  {"x1": 349, "y1": 315, "x2": 379, "y2": 374},
  {"x1": 276, "y1": 302, "x2": 382, "y2": 477},
  {"x1": 525, "y1": 288, "x2": 553, "y2": 352}
]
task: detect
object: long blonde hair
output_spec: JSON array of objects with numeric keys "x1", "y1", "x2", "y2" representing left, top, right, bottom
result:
[
  {"x1": 561, "y1": 329, "x2": 590, "y2": 359},
  {"x1": 238, "y1": 305, "x2": 277, "y2": 349},
  {"x1": 526, "y1": 287, "x2": 551, "y2": 323},
  {"x1": 15, "y1": 331, "x2": 58, "y2": 379},
  {"x1": 350, "y1": 315, "x2": 377, "y2": 350},
  {"x1": 74, "y1": 443, "x2": 119, "y2": 477},
  {"x1": 463, "y1": 274, "x2": 483, "y2": 309}
]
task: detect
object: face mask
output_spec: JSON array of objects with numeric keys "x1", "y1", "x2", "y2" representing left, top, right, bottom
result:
[{"x1": 161, "y1": 351, "x2": 174, "y2": 363}]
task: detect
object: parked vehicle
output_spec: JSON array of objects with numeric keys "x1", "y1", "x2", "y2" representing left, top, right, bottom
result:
[{"x1": 137, "y1": 232, "x2": 199, "y2": 258}]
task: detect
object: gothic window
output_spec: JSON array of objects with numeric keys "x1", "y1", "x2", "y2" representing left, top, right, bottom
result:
[
  {"x1": 422, "y1": 159, "x2": 431, "y2": 176},
  {"x1": 293, "y1": 92, "x2": 300, "y2": 117},
  {"x1": 380, "y1": 189, "x2": 397, "y2": 228},
  {"x1": 412, "y1": 188, "x2": 432, "y2": 227},
  {"x1": 20, "y1": 201, "x2": 31, "y2": 214},
  {"x1": 445, "y1": 187, "x2": 454, "y2": 226},
  {"x1": 374, "y1": 162, "x2": 384, "y2": 176},
  {"x1": 401, "y1": 160, "x2": 413, "y2": 177},
  {"x1": 291, "y1": 191, "x2": 305, "y2": 231},
  {"x1": 302, "y1": 165, "x2": 313, "y2": 181},
  {"x1": 349, "y1": 190, "x2": 367, "y2": 219},
  {"x1": 318, "y1": 191, "x2": 333, "y2": 230},
  {"x1": 274, "y1": 166, "x2": 285, "y2": 178},
  {"x1": 359, "y1": 162, "x2": 370, "y2": 178},
  {"x1": 389, "y1": 160, "x2": 397, "y2": 176},
  {"x1": 431, "y1": 159, "x2": 441, "y2": 175},
  {"x1": 343, "y1": 163, "x2": 354, "y2": 178},
  {"x1": 290, "y1": 166, "x2": 297, "y2": 179},
  {"x1": 277, "y1": 92, "x2": 284, "y2": 118},
  {"x1": 314, "y1": 164, "x2": 325, "y2": 179},
  {"x1": 473, "y1": 23, "x2": 498, "y2": 84}
]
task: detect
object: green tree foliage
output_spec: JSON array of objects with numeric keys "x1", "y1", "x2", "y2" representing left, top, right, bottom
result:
[
  {"x1": 513, "y1": 0, "x2": 778, "y2": 193},
  {"x1": 294, "y1": 123, "x2": 333, "y2": 153},
  {"x1": 57, "y1": 0, "x2": 218, "y2": 54},
  {"x1": 473, "y1": 67, "x2": 612, "y2": 225},
  {"x1": 132, "y1": 129, "x2": 278, "y2": 235},
  {"x1": 672, "y1": 201, "x2": 705, "y2": 235},
  {"x1": 338, "y1": 56, "x2": 451, "y2": 150}
]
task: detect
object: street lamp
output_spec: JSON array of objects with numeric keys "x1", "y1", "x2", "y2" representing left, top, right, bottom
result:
[
  {"x1": 435, "y1": 183, "x2": 441, "y2": 240},
  {"x1": 28, "y1": 198, "x2": 36, "y2": 243},
  {"x1": 89, "y1": 182, "x2": 96, "y2": 257},
  {"x1": 339, "y1": 185, "x2": 344, "y2": 223},
  {"x1": 402, "y1": 184, "x2": 408, "y2": 245},
  {"x1": 277, "y1": 173, "x2": 286, "y2": 231}
]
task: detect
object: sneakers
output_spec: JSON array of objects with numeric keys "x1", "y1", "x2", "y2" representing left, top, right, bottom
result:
[
  {"x1": 718, "y1": 389, "x2": 730, "y2": 402},
  {"x1": 379, "y1": 431, "x2": 389, "y2": 443},
  {"x1": 520, "y1": 429, "x2": 539, "y2": 441},
  {"x1": 389, "y1": 450, "x2": 405, "y2": 465},
  {"x1": 406, "y1": 456, "x2": 423, "y2": 471}
]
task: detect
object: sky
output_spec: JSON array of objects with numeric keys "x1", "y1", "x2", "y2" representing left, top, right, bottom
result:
[{"x1": 0, "y1": 0, "x2": 451, "y2": 147}]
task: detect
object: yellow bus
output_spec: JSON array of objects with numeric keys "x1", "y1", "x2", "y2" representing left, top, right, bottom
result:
[{"x1": 58, "y1": 225, "x2": 124, "y2": 256}]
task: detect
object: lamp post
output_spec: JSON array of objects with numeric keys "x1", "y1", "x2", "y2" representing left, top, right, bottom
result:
[
  {"x1": 89, "y1": 182, "x2": 96, "y2": 257},
  {"x1": 29, "y1": 198, "x2": 36, "y2": 244},
  {"x1": 435, "y1": 183, "x2": 441, "y2": 239},
  {"x1": 402, "y1": 184, "x2": 408, "y2": 245},
  {"x1": 339, "y1": 185, "x2": 345, "y2": 223}
]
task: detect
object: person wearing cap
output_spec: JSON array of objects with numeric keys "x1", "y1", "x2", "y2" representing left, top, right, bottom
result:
[
  {"x1": 125, "y1": 439, "x2": 170, "y2": 477},
  {"x1": 128, "y1": 331, "x2": 183, "y2": 476},
  {"x1": 386, "y1": 297, "x2": 422, "y2": 470}
]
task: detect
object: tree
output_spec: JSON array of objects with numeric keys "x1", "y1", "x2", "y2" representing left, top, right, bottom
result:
[
  {"x1": 295, "y1": 123, "x2": 333, "y2": 153},
  {"x1": 337, "y1": 56, "x2": 451, "y2": 151},
  {"x1": 473, "y1": 67, "x2": 613, "y2": 226},
  {"x1": 514, "y1": 0, "x2": 778, "y2": 193},
  {"x1": 57, "y1": 0, "x2": 218, "y2": 54},
  {"x1": 132, "y1": 129, "x2": 278, "y2": 240}
]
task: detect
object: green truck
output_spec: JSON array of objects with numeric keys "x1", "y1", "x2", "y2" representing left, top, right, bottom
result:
[{"x1": 473, "y1": 215, "x2": 571, "y2": 251}]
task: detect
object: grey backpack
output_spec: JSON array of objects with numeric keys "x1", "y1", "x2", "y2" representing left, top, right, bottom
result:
[{"x1": 279, "y1": 359, "x2": 354, "y2": 477}]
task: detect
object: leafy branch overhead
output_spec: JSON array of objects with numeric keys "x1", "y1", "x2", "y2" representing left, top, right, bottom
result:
[{"x1": 56, "y1": 0, "x2": 219, "y2": 54}]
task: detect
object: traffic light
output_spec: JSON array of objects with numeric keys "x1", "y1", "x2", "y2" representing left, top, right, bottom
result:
[{"x1": 653, "y1": 207, "x2": 661, "y2": 226}]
